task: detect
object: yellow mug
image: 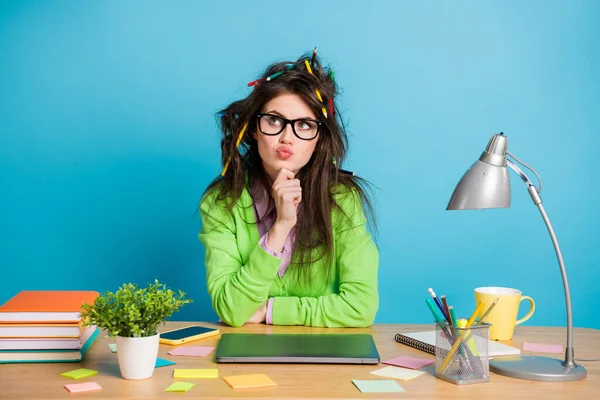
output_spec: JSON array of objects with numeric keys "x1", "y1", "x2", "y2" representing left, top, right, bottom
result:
[{"x1": 474, "y1": 287, "x2": 535, "y2": 341}]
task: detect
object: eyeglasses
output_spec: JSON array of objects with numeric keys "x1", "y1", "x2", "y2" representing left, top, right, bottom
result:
[{"x1": 256, "y1": 113, "x2": 323, "y2": 141}]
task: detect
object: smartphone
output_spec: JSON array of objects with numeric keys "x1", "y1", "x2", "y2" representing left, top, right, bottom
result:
[{"x1": 159, "y1": 325, "x2": 220, "y2": 345}]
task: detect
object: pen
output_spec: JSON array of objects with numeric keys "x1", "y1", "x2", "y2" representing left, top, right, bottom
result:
[
  {"x1": 449, "y1": 306, "x2": 457, "y2": 327},
  {"x1": 428, "y1": 288, "x2": 450, "y2": 322}
]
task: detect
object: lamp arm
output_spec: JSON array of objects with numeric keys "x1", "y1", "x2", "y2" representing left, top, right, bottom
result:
[
  {"x1": 506, "y1": 160, "x2": 577, "y2": 368},
  {"x1": 507, "y1": 151, "x2": 543, "y2": 193}
]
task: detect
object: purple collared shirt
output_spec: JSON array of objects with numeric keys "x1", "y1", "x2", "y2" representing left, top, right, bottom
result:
[{"x1": 252, "y1": 184, "x2": 296, "y2": 324}]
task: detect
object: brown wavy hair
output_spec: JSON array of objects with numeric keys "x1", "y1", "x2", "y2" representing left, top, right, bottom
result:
[{"x1": 202, "y1": 51, "x2": 376, "y2": 285}]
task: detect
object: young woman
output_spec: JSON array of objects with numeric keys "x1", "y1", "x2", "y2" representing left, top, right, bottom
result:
[{"x1": 199, "y1": 51, "x2": 378, "y2": 327}]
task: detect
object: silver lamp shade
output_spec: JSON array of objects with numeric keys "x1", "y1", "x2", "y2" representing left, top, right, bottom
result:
[{"x1": 447, "y1": 133, "x2": 511, "y2": 210}]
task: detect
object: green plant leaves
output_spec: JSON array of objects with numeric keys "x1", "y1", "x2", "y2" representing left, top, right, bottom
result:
[{"x1": 80, "y1": 280, "x2": 192, "y2": 338}]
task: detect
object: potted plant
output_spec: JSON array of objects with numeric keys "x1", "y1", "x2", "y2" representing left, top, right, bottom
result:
[{"x1": 80, "y1": 280, "x2": 192, "y2": 380}]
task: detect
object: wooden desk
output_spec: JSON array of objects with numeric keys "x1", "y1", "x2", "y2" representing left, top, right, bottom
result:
[{"x1": 1, "y1": 323, "x2": 598, "y2": 399}]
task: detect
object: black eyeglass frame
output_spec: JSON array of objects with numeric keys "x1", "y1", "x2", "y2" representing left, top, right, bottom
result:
[{"x1": 256, "y1": 113, "x2": 323, "y2": 141}]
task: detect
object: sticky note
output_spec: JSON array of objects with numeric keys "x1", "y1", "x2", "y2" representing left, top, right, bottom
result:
[
  {"x1": 165, "y1": 382, "x2": 195, "y2": 392},
  {"x1": 173, "y1": 369, "x2": 218, "y2": 379},
  {"x1": 108, "y1": 343, "x2": 117, "y2": 353},
  {"x1": 370, "y1": 365, "x2": 425, "y2": 380},
  {"x1": 223, "y1": 374, "x2": 276, "y2": 389},
  {"x1": 155, "y1": 358, "x2": 176, "y2": 368},
  {"x1": 60, "y1": 368, "x2": 98, "y2": 379},
  {"x1": 168, "y1": 346, "x2": 215, "y2": 357},
  {"x1": 383, "y1": 356, "x2": 434, "y2": 369},
  {"x1": 523, "y1": 342, "x2": 563, "y2": 354},
  {"x1": 352, "y1": 379, "x2": 404, "y2": 393},
  {"x1": 64, "y1": 382, "x2": 102, "y2": 393}
]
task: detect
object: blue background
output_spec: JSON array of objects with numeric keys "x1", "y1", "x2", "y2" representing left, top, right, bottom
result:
[{"x1": 1, "y1": 1, "x2": 598, "y2": 329}]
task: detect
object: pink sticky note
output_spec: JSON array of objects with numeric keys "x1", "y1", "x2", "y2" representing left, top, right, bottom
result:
[
  {"x1": 523, "y1": 342, "x2": 563, "y2": 354},
  {"x1": 168, "y1": 346, "x2": 215, "y2": 357},
  {"x1": 64, "y1": 382, "x2": 102, "y2": 393},
  {"x1": 383, "y1": 356, "x2": 434, "y2": 369}
]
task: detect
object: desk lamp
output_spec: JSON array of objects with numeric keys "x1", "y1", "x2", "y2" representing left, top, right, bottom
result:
[{"x1": 446, "y1": 132, "x2": 586, "y2": 382}]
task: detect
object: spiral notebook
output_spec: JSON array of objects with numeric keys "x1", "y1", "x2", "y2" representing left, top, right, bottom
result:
[{"x1": 394, "y1": 331, "x2": 520, "y2": 357}]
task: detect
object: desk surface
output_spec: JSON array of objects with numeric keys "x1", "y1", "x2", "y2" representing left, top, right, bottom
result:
[{"x1": 1, "y1": 322, "x2": 598, "y2": 399}]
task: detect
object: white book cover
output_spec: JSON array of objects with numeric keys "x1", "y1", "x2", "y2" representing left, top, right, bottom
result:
[
  {"x1": 0, "y1": 326, "x2": 96, "y2": 350},
  {"x1": 403, "y1": 331, "x2": 521, "y2": 357}
]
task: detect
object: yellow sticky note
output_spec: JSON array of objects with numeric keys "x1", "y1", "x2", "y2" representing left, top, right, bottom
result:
[
  {"x1": 223, "y1": 374, "x2": 276, "y2": 389},
  {"x1": 165, "y1": 382, "x2": 195, "y2": 392},
  {"x1": 60, "y1": 368, "x2": 98, "y2": 380},
  {"x1": 173, "y1": 369, "x2": 218, "y2": 379},
  {"x1": 457, "y1": 319, "x2": 479, "y2": 355}
]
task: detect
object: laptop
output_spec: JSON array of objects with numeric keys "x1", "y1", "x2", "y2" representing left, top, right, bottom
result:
[{"x1": 215, "y1": 333, "x2": 380, "y2": 364}]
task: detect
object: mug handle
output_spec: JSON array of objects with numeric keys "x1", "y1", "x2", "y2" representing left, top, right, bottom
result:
[{"x1": 516, "y1": 295, "x2": 535, "y2": 325}]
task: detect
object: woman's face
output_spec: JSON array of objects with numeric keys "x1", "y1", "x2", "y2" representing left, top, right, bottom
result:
[{"x1": 255, "y1": 93, "x2": 320, "y2": 182}]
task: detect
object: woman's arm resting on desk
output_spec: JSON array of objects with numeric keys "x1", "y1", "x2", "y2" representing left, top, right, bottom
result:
[
  {"x1": 270, "y1": 188, "x2": 379, "y2": 327},
  {"x1": 199, "y1": 195, "x2": 281, "y2": 327}
]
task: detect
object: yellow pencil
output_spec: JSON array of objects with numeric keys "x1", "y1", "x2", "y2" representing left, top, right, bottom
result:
[
  {"x1": 321, "y1": 107, "x2": 328, "y2": 118},
  {"x1": 305, "y1": 60, "x2": 313, "y2": 75},
  {"x1": 315, "y1": 89, "x2": 323, "y2": 102},
  {"x1": 221, "y1": 122, "x2": 249, "y2": 176},
  {"x1": 439, "y1": 301, "x2": 485, "y2": 373}
]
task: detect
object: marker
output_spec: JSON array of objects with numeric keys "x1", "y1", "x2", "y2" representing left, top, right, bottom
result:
[
  {"x1": 426, "y1": 298, "x2": 446, "y2": 324},
  {"x1": 315, "y1": 89, "x2": 323, "y2": 102},
  {"x1": 266, "y1": 70, "x2": 284, "y2": 81},
  {"x1": 305, "y1": 60, "x2": 313, "y2": 75},
  {"x1": 449, "y1": 306, "x2": 457, "y2": 327},
  {"x1": 311, "y1": 47, "x2": 317, "y2": 66},
  {"x1": 428, "y1": 288, "x2": 450, "y2": 322}
]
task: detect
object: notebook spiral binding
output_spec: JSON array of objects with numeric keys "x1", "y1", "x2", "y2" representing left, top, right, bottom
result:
[{"x1": 394, "y1": 333, "x2": 436, "y2": 355}]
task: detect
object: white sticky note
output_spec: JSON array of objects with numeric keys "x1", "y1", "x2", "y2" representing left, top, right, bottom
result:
[{"x1": 370, "y1": 365, "x2": 425, "y2": 380}]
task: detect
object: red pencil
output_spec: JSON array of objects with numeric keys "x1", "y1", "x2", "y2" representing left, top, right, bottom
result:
[
  {"x1": 329, "y1": 97, "x2": 334, "y2": 115},
  {"x1": 247, "y1": 78, "x2": 264, "y2": 87}
]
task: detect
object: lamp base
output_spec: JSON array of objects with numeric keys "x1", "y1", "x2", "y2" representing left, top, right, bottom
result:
[{"x1": 490, "y1": 356, "x2": 586, "y2": 382}]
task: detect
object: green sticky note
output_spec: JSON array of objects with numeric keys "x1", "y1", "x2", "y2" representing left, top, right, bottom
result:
[
  {"x1": 108, "y1": 343, "x2": 117, "y2": 353},
  {"x1": 352, "y1": 379, "x2": 405, "y2": 393},
  {"x1": 155, "y1": 358, "x2": 176, "y2": 368},
  {"x1": 165, "y1": 382, "x2": 195, "y2": 392},
  {"x1": 61, "y1": 368, "x2": 98, "y2": 380}
]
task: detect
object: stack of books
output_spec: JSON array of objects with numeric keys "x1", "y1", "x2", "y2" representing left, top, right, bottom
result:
[{"x1": 0, "y1": 291, "x2": 100, "y2": 363}]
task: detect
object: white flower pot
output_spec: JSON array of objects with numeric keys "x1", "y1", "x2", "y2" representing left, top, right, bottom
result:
[{"x1": 115, "y1": 333, "x2": 159, "y2": 380}]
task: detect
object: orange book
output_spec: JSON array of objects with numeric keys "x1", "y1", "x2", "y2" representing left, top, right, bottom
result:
[{"x1": 0, "y1": 291, "x2": 99, "y2": 323}]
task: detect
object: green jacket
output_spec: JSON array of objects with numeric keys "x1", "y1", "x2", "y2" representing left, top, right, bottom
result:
[{"x1": 198, "y1": 184, "x2": 379, "y2": 327}]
